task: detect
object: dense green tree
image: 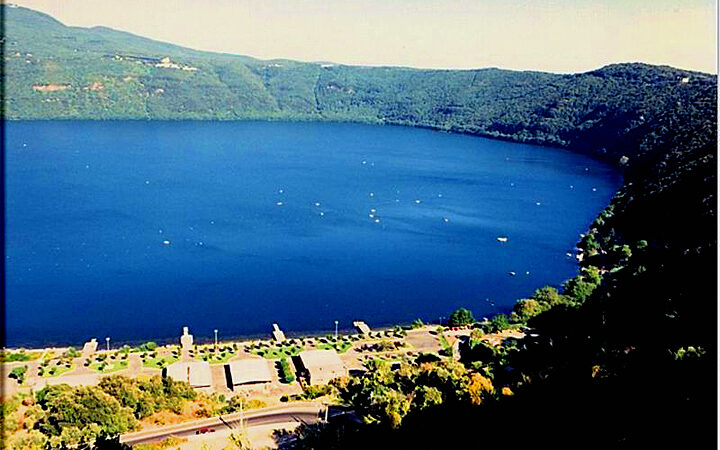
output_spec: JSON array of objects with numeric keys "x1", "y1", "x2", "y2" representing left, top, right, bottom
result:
[
  {"x1": 488, "y1": 314, "x2": 510, "y2": 333},
  {"x1": 511, "y1": 299, "x2": 548, "y2": 322},
  {"x1": 531, "y1": 286, "x2": 567, "y2": 306},
  {"x1": 34, "y1": 385, "x2": 137, "y2": 439},
  {"x1": 447, "y1": 308, "x2": 475, "y2": 327}
]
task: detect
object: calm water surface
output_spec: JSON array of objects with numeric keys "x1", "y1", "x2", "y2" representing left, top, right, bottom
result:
[{"x1": 5, "y1": 121, "x2": 622, "y2": 346}]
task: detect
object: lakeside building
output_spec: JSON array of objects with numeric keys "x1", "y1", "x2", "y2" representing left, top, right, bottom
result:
[
  {"x1": 164, "y1": 361, "x2": 211, "y2": 388},
  {"x1": 297, "y1": 349, "x2": 347, "y2": 385},
  {"x1": 227, "y1": 359, "x2": 273, "y2": 387}
]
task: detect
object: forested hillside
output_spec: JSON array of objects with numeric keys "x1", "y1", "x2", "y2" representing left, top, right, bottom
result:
[
  {"x1": 3, "y1": 5, "x2": 717, "y2": 449},
  {"x1": 3, "y1": 6, "x2": 714, "y2": 169}
]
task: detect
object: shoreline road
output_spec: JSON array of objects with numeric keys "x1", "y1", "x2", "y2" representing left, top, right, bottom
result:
[{"x1": 119, "y1": 402, "x2": 324, "y2": 446}]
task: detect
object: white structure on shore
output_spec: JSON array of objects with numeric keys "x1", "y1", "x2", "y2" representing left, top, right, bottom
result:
[
  {"x1": 272, "y1": 324, "x2": 286, "y2": 342},
  {"x1": 227, "y1": 359, "x2": 273, "y2": 387},
  {"x1": 164, "y1": 361, "x2": 212, "y2": 388},
  {"x1": 180, "y1": 327, "x2": 193, "y2": 359},
  {"x1": 353, "y1": 321, "x2": 371, "y2": 336},
  {"x1": 297, "y1": 349, "x2": 347, "y2": 385},
  {"x1": 81, "y1": 338, "x2": 98, "y2": 357}
]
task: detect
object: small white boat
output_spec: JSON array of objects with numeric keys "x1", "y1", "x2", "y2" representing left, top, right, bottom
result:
[
  {"x1": 162, "y1": 240, "x2": 171, "y2": 245},
  {"x1": 414, "y1": 199, "x2": 421, "y2": 204},
  {"x1": 508, "y1": 271, "x2": 516, "y2": 276},
  {"x1": 276, "y1": 201, "x2": 284, "y2": 206},
  {"x1": 497, "y1": 237, "x2": 508, "y2": 242}
]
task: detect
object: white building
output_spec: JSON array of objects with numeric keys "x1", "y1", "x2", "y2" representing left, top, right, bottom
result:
[
  {"x1": 227, "y1": 359, "x2": 273, "y2": 386},
  {"x1": 164, "y1": 361, "x2": 212, "y2": 388},
  {"x1": 297, "y1": 349, "x2": 347, "y2": 385}
]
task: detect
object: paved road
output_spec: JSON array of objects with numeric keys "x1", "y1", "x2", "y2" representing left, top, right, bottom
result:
[{"x1": 120, "y1": 403, "x2": 323, "y2": 445}]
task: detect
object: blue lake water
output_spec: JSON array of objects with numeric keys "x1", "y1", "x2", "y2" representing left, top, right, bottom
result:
[{"x1": 5, "y1": 121, "x2": 622, "y2": 347}]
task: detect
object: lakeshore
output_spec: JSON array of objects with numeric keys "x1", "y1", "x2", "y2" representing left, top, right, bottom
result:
[{"x1": 2, "y1": 321, "x2": 526, "y2": 448}]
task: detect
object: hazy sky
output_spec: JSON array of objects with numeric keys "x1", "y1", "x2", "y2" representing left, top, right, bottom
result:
[{"x1": 9, "y1": 0, "x2": 718, "y2": 73}]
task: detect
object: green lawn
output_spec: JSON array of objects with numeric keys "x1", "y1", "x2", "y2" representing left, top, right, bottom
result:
[
  {"x1": 0, "y1": 350, "x2": 43, "y2": 363},
  {"x1": 38, "y1": 363, "x2": 75, "y2": 378},
  {"x1": 143, "y1": 355, "x2": 178, "y2": 369},
  {"x1": 317, "y1": 341, "x2": 353, "y2": 354},
  {"x1": 196, "y1": 350, "x2": 237, "y2": 364},
  {"x1": 90, "y1": 360, "x2": 128, "y2": 373},
  {"x1": 251, "y1": 344, "x2": 303, "y2": 359}
]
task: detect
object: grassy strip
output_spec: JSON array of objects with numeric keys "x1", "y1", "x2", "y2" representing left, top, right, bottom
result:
[
  {"x1": 142, "y1": 355, "x2": 178, "y2": 369},
  {"x1": 438, "y1": 329, "x2": 453, "y2": 357},
  {"x1": 278, "y1": 358, "x2": 296, "y2": 383},
  {"x1": 38, "y1": 363, "x2": 75, "y2": 378},
  {"x1": 317, "y1": 341, "x2": 353, "y2": 354},
  {"x1": 89, "y1": 360, "x2": 128, "y2": 373},
  {"x1": 0, "y1": 350, "x2": 43, "y2": 362},
  {"x1": 251, "y1": 345, "x2": 303, "y2": 360},
  {"x1": 196, "y1": 350, "x2": 237, "y2": 364}
]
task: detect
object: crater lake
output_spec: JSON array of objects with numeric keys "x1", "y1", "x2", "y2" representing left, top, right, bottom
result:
[{"x1": 5, "y1": 120, "x2": 622, "y2": 346}]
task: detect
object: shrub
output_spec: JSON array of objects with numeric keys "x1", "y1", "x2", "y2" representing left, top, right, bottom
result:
[
  {"x1": 9, "y1": 365, "x2": 28, "y2": 383},
  {"x1": 63, "y1": 347, "x2": 81, "y2": 358},
  {"x1": 279, "y1": 358, "x2": 296, "y2": 383}
]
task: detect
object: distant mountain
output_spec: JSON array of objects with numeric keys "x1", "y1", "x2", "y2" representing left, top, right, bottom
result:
[{"x1": 3, "y1": 6, "x2": 715, "y2": 169}]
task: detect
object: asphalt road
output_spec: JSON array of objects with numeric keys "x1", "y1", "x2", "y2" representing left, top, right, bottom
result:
[{"x1": 120, "y1": 403, "x2": 323, "y2": 446}]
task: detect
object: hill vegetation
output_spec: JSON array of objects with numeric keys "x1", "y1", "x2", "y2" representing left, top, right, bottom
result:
[
  {"x1": 2, "y1": 5, "x2": 717, "y2": 449},
  {"x1": 3, "y1": 6, "x2": 714, "y2": 168}
]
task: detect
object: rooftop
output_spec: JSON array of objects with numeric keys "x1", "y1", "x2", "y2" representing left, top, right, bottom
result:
[
  {"x1": 165, "y1": 361, "x2": 212, "y2": 387},
  {"x1": 298, "y1": 349, "x2": 344, "y2": 369},
  {"x1": 227, "y1": 358, "x2": 273, "y2": 385}
]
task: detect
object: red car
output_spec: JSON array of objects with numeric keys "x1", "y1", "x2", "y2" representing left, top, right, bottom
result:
[{"x1": 196, "y1": 428, "x2": 216, "y2": 434}]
